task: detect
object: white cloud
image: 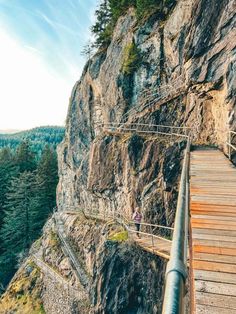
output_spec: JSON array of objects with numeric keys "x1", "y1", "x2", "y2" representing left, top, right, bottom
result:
[{"x1": 0, "y1": 30, "x2": 73, "y2": 130}]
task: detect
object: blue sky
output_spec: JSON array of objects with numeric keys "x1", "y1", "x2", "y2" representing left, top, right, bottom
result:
[{"x1": 0, "y1": 0, "x2": 98, "y2": 130}]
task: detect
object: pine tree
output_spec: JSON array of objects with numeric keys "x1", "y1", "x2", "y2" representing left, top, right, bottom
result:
[
  {"x1": 0, "y1": 143, "x2": 59, "y2": 288},
  {"x1": 15, "y1": 140, "x2": 36, "y2": 172},
  {"x1": 91, "y1": 0, "x2": 112, "y2": 47},
  {"x1": 109, "y1": 0, "x2": 136, "y2": 22},
  {"x1": 0, "y1": 172, "x2": 38, "y2": 287},
  {"x1": 32, "y1": 145, "x2": 58, "y2": 235},
  {"x1": 0, "y1": 148, "x2": 18, "y2": 250}
]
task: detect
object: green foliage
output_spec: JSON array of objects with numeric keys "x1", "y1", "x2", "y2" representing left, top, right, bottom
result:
[
  {"x1": 0, "y1": 126, "x2": 65, "y2": 155},
  {"x1": 91, "y1": 0, "x2": 112, "y2": 47},
  {"x1": 108, "y1": 230, "x2": 128, "y2": 242},
  {"x1": 122, "y1": 42, "x2": 141, "y2": 75},
  {"x1": 0, "y1": 140, "x2": 59, "y2": 289},
  {"x1": 92, "y1": 0, "x2": 136, "y2": 48},
  {"x1": 109, "y1": 0, "x2": 136, "y2": 22},
  {"x1": 15, "y1": 140, "x2": 37, "y2": 172},
  {"x1": 136, "y1": 0, "x2": 159, "y2": 19},
  {"x1": 91, "y1": 0, "x2": 176, "y2": 48}
]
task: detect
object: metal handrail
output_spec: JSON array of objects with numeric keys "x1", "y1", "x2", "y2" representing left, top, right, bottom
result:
[
  {"x1": 128, "y1": 221, "x2": 174, "y2": 230},
  {"x1": 227, "y1": 131, "x2": 236, "y2": 160},
  {"x1": 32, "y1": 254, "x2": 85, "y2": 298},
  {"x1": 126, "y1": 227, "x2": 172, "y2": 243},
  {"x1": 53, "y1": 213, "x2": 91, "y2": 291},
  {"x1": 121, "y1": 75, "x2": 186, "y2": 122},
  {"x1": 99, "y1": 122, "x2": 190, "y2": 138},
  {"x1": 81, "y1": 209, "x2": 173, "y2": 257},
  {"x1": 162, "y1": 136, "x2": 191, "y2": 314},
  {"x1": 101, "y1": 122, "x2": 191, "y2": 130}
]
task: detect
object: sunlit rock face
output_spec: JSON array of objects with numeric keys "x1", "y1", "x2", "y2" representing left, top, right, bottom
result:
[{"x1": 57, "y1": 0, "x2": 235, "y2": 214}]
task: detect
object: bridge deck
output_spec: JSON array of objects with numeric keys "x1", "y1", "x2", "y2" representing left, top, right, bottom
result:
[
  {"x1": 190, "y1": 149, "x2": 236, "y2": 313},
  {"x1": 133, "y1": 234, "x2": 171, "y2": 259}
]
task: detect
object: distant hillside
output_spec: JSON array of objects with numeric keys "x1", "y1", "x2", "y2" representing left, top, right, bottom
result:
[
  {"x1": 0, "y1": 126, "x2": 65, "y2": 154},
  {"x1": 0, "y1": 130, "x2": 21, "y2": 134}
]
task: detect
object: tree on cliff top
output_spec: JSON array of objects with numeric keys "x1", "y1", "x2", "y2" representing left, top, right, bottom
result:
[{"x1": 91, "y1": 0, "x2": 176, "y2": 48}]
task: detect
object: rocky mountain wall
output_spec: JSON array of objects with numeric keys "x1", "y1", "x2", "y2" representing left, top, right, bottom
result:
[{"x1": 57, "y1": 0, "x2": 236, "y2": 215}]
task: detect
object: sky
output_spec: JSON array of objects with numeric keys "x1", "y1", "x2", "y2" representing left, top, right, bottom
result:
[{"x1": 0, "y1": 0, "x2": 98, "y2": 130}]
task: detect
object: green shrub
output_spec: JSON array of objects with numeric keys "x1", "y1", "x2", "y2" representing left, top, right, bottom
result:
[
  {"x1": 122, "y1": 42, "x2": 141, "y2": 75},
  {"x1": 92, "y1": 0, "x2": 177, "y2": 48},
  {"x1": 108, "y1": 230, "x2": 128, "y2": 242}
]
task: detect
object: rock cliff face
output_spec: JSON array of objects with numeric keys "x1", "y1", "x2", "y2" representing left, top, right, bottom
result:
[
  {"x1": 1, "y1": 0, "x2": 235, "y2": 313},
  {"x1": 57, "y1": 0, "x2": 235, "y2": 215}
]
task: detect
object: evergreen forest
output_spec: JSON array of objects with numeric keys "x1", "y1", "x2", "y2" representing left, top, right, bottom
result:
[
  {"x1": 0, "y1": 126, "x2": 65, "y2": 155},
  {"x1": 0, "y1": 138, "x2": 59, "y2": 292}
]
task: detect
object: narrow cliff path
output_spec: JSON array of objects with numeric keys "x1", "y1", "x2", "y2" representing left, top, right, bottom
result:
[
  {"x1": 82, "y1": 210, "x2": 173, "y2": 259},
  {"x1": 190, "y1": 149, "x2": 236, "y2": 314},
  {"x1": 54, "y1": 214, "x2": 91, "y2": 292},
  {"x1": 32, "y1": 254, "x2": 84, "y2": 299}
]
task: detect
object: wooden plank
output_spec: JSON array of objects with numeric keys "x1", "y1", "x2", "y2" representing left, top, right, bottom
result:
[
  {"x1": 195, "y1": 279, "x2": 236, "y2": 296},
  {"x1": 191, "y1": 210, "x2": 236, "y2": 216},
  {"x1": 193, "y1": 260, "x2": 236, "y2": 273},
  {"x1": 191, "y1": 206, "x2": 236, "y2": 213},
  {"x1": 191, "y1": 199, "x2": 236, "y2": 206},
  {"x1": 196, "y1": 291, "x2": 236, "y2": 309},
  {"x1": 194, "y1": 270, "x2": 236, "y2": 284},
  {"x1": 193, "y1": 245, "x2": 236, "y2": 256},
  {"x1": 193, "y1": 239, "x2": 236, "y2": 249},
  {"x1": 190, "y1": 149, "x2": 236, "y2": 313},
  {"x1": 192, "y1": 222, "x2": 236, "y2": 231},
  {"x1": 192, "y1": 233, "x2": 236, "y2": 243},
  {"x1": 192, "y1": 215, "x2": 236, "y2": 221},
  {"x1": 192, "y1": 228, "x2": 236, "y2": 237},
  {"x1": 192, "y1": 218, "x2": 236, "y2": 226},
  {"x1": 193, "y1": 252, "x2": 236, "y2": 264},
  {"x1": 196, "y1": 304, "x2": 236, "y2": 314},
  {"x1": 191, "y1": 203, "x2": 236, "y2": 209},
  {"x1": 191, "y1": 191, "x2": 236, "y2": 195},
  {"x1": 191, "y1": 211, "x2": 236, "y2": 217}
]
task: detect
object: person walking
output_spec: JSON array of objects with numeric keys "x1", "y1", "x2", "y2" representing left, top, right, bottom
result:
[{"x1": 132, "y1": 207, "x2": 142, "y2": 238}]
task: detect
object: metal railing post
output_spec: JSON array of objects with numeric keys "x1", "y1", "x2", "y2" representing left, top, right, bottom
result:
[
  {"x1": 152, "y1": 234, "x2": 154, "y2": 253},
  {"x1": 229, "y1": 131, "x2": 232, "y2": 161}
]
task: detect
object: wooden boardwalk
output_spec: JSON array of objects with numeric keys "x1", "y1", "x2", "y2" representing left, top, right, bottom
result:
[
  {"x1": 190, "y1": 149, "x2": 236, "y2": 313},
  {"x1": 134, "y1": 233, "x2": 172, "y2": 259}
]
